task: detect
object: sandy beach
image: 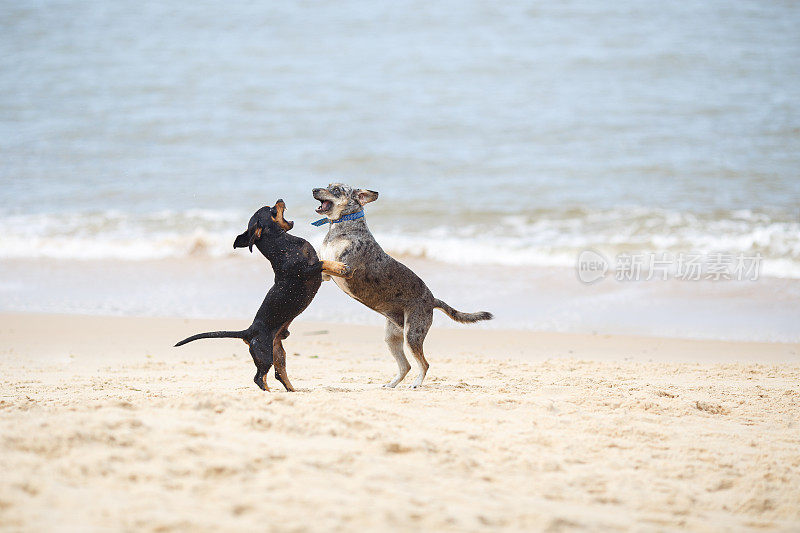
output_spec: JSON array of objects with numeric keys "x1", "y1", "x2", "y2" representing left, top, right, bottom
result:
[
  {"x1": 1, "y1": 312, "x2": 798, "y2": 531},
  {"x1": 4, "y1": 0, "x2": 800, "y2": 530}
]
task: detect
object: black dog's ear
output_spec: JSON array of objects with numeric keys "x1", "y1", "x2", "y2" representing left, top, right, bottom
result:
[
  {"x1": 233, "y1": 230, "x2": 249, "y2": 250},
  {"x1": 233, "y1": 227, "x2": 262, "y2": 252},
  {"x1": 355, "y1": 189, "x2": 379, "y2": 206}
]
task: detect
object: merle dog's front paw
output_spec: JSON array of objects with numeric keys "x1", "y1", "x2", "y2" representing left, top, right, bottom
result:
[{"x1": 341, "y1": 264, "x2": 353, "y2": 278}]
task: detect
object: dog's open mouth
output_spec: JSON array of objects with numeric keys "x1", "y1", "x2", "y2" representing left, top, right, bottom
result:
[{"x1": 316, "y1": 200, "x2": 333, "y2": 214}]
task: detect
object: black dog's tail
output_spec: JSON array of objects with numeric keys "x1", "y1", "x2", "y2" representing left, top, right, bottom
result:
[
  {"x1": 434, "y1": 299, "x2": 493, "y2": 324},
  {"x1": 174, "y1": 330, "x2": 249, "y2": 347}
]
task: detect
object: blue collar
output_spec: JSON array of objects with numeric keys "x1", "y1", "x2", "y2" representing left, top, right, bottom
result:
[{"x1": 311, "y1": 210, "x2": 365, "y2": 227}]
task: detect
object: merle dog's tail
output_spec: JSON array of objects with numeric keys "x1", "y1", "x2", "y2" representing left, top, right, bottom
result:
[
  {"x1": 433, "y1": 299, "x2": 493, "y2": 324},
  {"x1": 174, "y1": 330, "x2": 249, "y2": 347}
]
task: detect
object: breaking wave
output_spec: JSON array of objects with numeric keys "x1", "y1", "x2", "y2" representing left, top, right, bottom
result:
[{"x1": 0, "y1": 207, "x2": 798, "y2": 278}]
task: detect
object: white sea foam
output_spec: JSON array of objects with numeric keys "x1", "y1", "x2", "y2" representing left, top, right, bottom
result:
[
  {"x1": 0, "y1": 210, "x2": 241, "y2": 261},
  {"x1": 1, "y1": 208, "x2": 798, "y2": 278}
]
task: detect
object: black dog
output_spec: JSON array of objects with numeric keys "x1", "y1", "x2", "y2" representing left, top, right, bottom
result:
[{"x1": 175, "y1": 200, "x2": 351, "y2": 391}]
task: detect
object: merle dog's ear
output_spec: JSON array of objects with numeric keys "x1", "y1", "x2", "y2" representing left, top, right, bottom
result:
[
  {"x1": 233, "y1": 227, "x2": 262, "y2": 252},
  {"x1": 355, "y1": 189, "x2": 379, "y2": 206}
]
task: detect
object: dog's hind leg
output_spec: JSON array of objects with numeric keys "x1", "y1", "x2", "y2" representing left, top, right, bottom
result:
[
  {"x1": 273, "y1": 339, "x2": 294, "y2": 391},
  {"x1": 273, "y1": 323, "x2": 295, "y2": 392},
  {"x1": 248, "y1": 335, "x2": 274, "y2": 392},
  {"x1": 383, "y1": 315, "x2": 410, "y2": 388},
  {"x1": 405, "y1": 308, "x2": 433, "y2": 389}
]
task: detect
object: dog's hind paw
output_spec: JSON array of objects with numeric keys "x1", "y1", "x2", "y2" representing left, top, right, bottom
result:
[
  {"x1": 409, "y1": 378, "x2": 426, "y2": 389},
  {"x1": 254, "y1": 373, "x2": 271, "y2": 392}
]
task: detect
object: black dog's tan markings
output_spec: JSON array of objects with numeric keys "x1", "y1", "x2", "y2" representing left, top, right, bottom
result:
[
  {"x1": 312, "y1": 184, "x2": 493, "y2": 388},
  {"x1": 320, "y1": 260, "x2": 352, "y2": 277},
  {"x1": 175, "y1": 199, "x2": 351, "y2": 392}
]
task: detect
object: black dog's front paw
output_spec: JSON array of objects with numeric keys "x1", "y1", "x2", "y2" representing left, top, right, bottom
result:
[{"x1": 320, "y1": 260, "x2": 352, "y2": 279}]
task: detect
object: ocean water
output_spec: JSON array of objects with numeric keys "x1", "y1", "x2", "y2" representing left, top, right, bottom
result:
[{"x1": 1, "y1": 1, "x2": 799, "y2": 340}]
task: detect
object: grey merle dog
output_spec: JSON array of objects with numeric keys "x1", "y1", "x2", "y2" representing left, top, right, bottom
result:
[{"x1": 312, "y1": 183, "x2": 493, "y2": 388}]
